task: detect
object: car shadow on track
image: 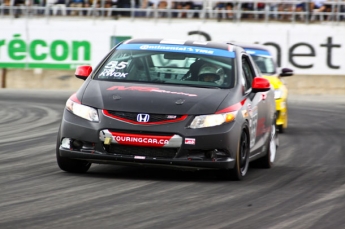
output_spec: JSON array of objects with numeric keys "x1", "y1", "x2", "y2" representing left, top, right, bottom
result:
[{"x1": 57, "y1": 163, "x2": 274, "y2": 183}]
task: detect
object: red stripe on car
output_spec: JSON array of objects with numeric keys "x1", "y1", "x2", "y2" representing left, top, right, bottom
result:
[
  {"x1": 103, "y1": 110, "x2": 188, "y2": 125},
  {"x1": 215, "y1": 99, "x2": 246, "y2": 114}
]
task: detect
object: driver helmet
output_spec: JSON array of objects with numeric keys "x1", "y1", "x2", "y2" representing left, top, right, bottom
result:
[{"x1": 198, "y1": 64, "x2": 224, "y2": 83}]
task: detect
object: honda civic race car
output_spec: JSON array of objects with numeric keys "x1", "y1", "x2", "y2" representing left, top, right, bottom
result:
[
  {"x1": 234, "y1": 43, "x2": 293, "y2": 133},
  {"x1": 56, "y1": 38, "x2": 278, "y2": 180}
]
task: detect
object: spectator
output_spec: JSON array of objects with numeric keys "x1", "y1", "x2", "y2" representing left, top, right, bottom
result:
[
  {"x1": 314, "y1": 0, "x2": 335, "y2": 20},
  {"x1": 157, "y1": 0, "x2": 168, "y2": 17},
  {"x1": 136, "y1": 0, "x2": 154, "y2": 17},
  {"x1": 173, "y1": 1, "x2": 193, "y2": 18},
  {"x1": 116, "y1": 0, "x2": 131, "y2": 16},
  {"x1": 52, "y1": 0, "x2": 67, "y2": 15},
  {"x1": 214, "y1": 2, "x2": 234, "y2": 21},
  {"x1": 295, "y1": 1, "x2": 306, "y2": 20},
  {"x1": 240, "y1": 1, "x2": 265, "y2": 19},
  {"x1": 295, "y1": 0, "x2": 316, "y2": 20},
  {"x1": 1, "y1": 0, "x2": 11, "y2": 15},
  {"x1": 296, "y1": 0, "x2": 328, "y2": 20},
  {"x1": 83, "y1": 0, "x2": 94, "y2": 16},
  {"x1": 13, "y1": 0, "x2": 26, "y2": 18},
  {"x1": 105, "y1": 0, "x2": 118, "y2": 17},
  {"x1": 45, "y1": 0, "x2": 55, "y2": 16},
  {"x1": 191, "y1": 0, "x2": 202, "y2": 18},
  {"x1": 277, "y1": 0, "x2": 294, "y2": 20},
  {"x1": 69, "y1": 0, "x2": 84, "y2": 16},
  {"x1": 310, "y1": 0, "x2": 325, "y2": 11}
]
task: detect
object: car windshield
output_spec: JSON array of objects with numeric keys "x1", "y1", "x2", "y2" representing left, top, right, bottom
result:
[
  {"x1": 244, "y1": 48, "x2": 276, "y2": 75},
  {"x1": 251, "y1": 55, "x2": 276, "y2": 75},
  {"x1": 94, "y1": 43, "x2": 236, "y2": 89}
]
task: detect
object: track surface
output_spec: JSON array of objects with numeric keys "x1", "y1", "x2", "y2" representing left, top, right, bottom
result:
[{"x1": 0, "y1": 90, "x2": 345, "y2": 229}]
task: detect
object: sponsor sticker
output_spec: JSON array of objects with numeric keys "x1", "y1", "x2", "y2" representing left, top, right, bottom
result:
[
  {"x1": 117, "y1": 44, "x2": 235, "y2": 58},
  {"x1": 185, "y1": 138, "x2": 196, "y2": 145},
  {"x1": 110, "y1": 132, "x2": 172, "y2": 147}
]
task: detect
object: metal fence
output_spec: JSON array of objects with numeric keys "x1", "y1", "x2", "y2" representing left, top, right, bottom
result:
[{"x1": 1, "y1": 0, "x2": 345, "y2": 23}]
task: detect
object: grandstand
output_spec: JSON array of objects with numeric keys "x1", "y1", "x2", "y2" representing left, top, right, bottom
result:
[{"x1": 1, "y1": 0, "x2": 345, "y2": 23}]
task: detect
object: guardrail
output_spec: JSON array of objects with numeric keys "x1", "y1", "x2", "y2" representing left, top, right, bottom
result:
[{"x1": 1, "y1": 0, "x2": 345, "y2": 23}]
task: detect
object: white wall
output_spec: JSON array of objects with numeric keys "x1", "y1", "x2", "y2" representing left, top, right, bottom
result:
[{"x1": 1, "y1": 18, "x2": 344, "y2": 75}]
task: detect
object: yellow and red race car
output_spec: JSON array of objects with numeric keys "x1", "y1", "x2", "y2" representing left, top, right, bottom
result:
[{"x1": 235, "y1": 43, "x2": 293, "y2": 133}]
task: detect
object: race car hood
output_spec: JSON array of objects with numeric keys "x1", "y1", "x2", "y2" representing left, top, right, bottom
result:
[
  {"x1": 81, "y1": 81, "x2": 233, "y2": 115},
  {"x1": 263, "y1": 75, "x2": 282, "y2": 89}
]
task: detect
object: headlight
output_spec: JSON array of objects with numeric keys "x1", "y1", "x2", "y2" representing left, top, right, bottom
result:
[
  {"x1": 274, "y1": 89, "x2": 282, "y2": 99},
  {"x1": 189, "y1": 112, "x2": 236, "y2": 129},
  {"x1": 66, "y1": 99, "x2": 99, "y2": 122}
]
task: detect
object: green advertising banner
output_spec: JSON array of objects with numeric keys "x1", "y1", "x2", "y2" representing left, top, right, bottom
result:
[
  {"x1": 0, "y1": 34, "x2": 94, "y2": 70},
  {"x1": 0, "y1": 33, "x2": 131, "y2": 70}
]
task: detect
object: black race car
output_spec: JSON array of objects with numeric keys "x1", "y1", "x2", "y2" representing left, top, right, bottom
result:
[{"x1": 56, "y1": 38, "x2": 278, "y2": 180}]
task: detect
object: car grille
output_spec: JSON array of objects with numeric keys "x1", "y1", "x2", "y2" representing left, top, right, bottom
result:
[
  {"x1": 106, "y1": 110, "x2": 184, "y2": 123},
  {"x1": 107, "y1": 144, "x2": 178, "y2": 159}
]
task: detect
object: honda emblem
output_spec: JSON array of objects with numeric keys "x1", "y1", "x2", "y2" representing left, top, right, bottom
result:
[{"x1": 137, "y1": 114, "x2": 150, "y2": 122}]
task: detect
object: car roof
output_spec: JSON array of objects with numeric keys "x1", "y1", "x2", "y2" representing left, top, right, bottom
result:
[
  {"x1": 123, "y1": 38, "x2": 245, "y2": 52},
  {"x1": 229, "y1": 42, "x2": 269, "y2": 51}
]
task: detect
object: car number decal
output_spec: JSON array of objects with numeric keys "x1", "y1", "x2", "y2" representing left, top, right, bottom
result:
[{"x1": 98, "y1": 61, "x2": 129, "y2": 78}]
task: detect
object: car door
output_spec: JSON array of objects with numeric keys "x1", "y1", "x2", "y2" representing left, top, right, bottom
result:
[{"x1": 240, "y1": 54, "x2": 267, "y2": 154}]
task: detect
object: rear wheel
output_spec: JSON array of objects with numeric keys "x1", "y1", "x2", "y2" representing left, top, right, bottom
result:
[
  {"x1": 253, "y1": 117, "x2": 278, "y2": 168},
  {"x1": 278, "y1": 106, "x2": 288, "y2": 133},
  {"x1": 56, "y1": 133, "x2": 91, "y2": 173}
]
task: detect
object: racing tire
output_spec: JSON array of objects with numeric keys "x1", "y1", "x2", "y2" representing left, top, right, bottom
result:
[
  {"x1": 252, "y1": 117, "x2": 278, "y2": 168},
  {"x1": 56, "y1": 133, "x2": 91, "y2": 173},
  {"x1": 226, "y1": 125, "x2": 250, "y2": 181},
  {"x1": 277, "y1": 124, "x2": 284, "y2": 133}
]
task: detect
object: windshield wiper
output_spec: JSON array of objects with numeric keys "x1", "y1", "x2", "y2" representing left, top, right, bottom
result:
[
  {"x1": 151, "y1": 79, "x2": 166, "y2": 83},
  {"x1": 189, "y1": 85, "x2": 221, "y2": 89}
]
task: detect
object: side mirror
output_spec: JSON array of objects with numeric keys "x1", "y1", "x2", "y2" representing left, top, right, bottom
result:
[
  {"x1": 280, "y1": 68, "x2": 293, "y2": 77},
  {"x1": 252, "y1": 77, "x2": 270, "y2": 93},
  {"x1": 75, "y1": 65, "x2": 92, "y2": 80}
]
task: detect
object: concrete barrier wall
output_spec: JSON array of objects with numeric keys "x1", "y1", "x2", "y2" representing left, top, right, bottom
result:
[{"x1": 2, "y1": 69, "x2": 345, "y2": 95}]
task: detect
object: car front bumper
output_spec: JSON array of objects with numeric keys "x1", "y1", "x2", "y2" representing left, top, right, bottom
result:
[
  {"x1": 57, "y1": 109, "x2": 242, "y2": 171},
  {"x1": 275, "y1": 98, "x2": 287, "y2": 127}
]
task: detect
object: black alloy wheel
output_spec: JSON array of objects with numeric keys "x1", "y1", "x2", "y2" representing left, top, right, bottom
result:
[
  {"x1": 239, "y1": 130, "x2": 250, "y2": 176},
  {"x1": 226, "y1": 127, "x2": 250, "y2": 181}
]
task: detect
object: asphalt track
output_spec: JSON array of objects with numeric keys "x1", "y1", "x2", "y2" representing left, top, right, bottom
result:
[{"x1": 0, "y1": 89, "x2": 345, "y2": 229}]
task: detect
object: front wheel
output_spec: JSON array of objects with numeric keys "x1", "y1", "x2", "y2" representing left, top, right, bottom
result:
[
  {"x1": 228, "y1": 128, "x2": 250, "y2": 181},
  {"x1": 56, "y1": 134, "x2": 91, "y2": 173}
]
